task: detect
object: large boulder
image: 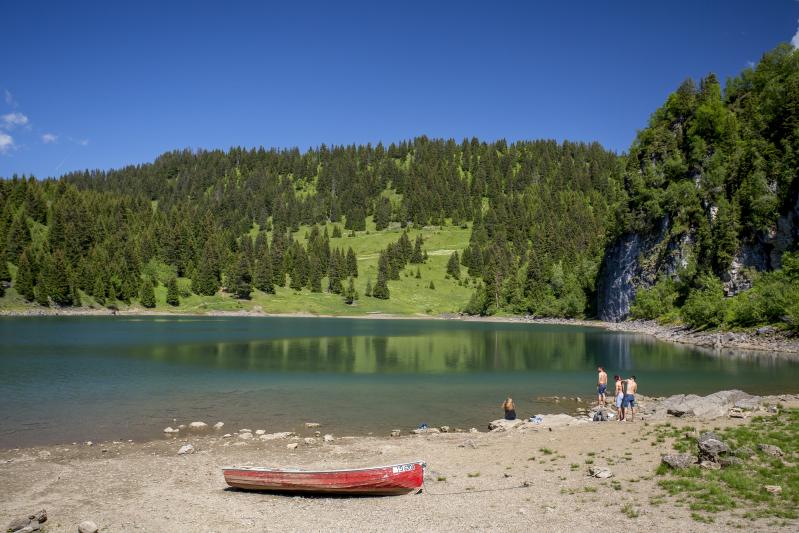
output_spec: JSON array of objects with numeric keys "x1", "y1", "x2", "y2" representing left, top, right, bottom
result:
[
  {"x1": 758, "y1": 444, "x2": 784, "y2": 457},
  {"x1": 488, "y1": 419, "x2": 524, "y2": 432},
  {"x1": 697, "y1": 432, "x2": 731, "y2": 461},
  {"x1": 658, "y1": 390, "x2": 753, "y2": 419},
  {"x1": 78, "y1": 521, "x2": 98, "y2": 533}
]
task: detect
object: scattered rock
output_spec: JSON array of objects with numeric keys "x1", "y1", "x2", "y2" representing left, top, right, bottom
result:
[
  {"x1": 213, "y1": 422, "x2": 224, "y2": 430},
  {"x1": 222, "y1": 433, "x2": 232, "y2": 438},
  {"x1": 323, "y1": 434, "x2": 334, "y2": 443},
  {"x1": 238, "y1": 432, "x2": 253, "y2": 440},
  {"x1": 468, "y1": 428, "x2": 478, "y2": 433},
  {"x1": 177, "y1": 444, "x2": 194, "y2": 455},
  {"x1": 699, "y1": 460, "x2": 721, "y2": 470},
  {"x1": 314, "y1": 431, "x2": 321, "y2": 437},
  {"x1": 488, "y1": 419, "x2": 524, "y2": 431},
  {"x1": 718, "y1": 457, "x2": 744, "y2": 467},
  {"x1": 178, "y1": 424, "x2": 186, "y2": 429},
  {"x1": 728, "y1": 407, "x2": 746, "y2": 418},
  {"x1": 697, "y1": 433, "x2": 731, "y2": 460},
  {"x1": 259, "y1": 432, "x2": 294, "y2": 440},
  {"x1": 78, "y1": 520, "x2": 98, "y2": 533},
  {"x1": 189, "y1": 421, "x2": 208, "y2": 429},
  {"x1": 85, "y1": 441, "x2": 93, "y2": 446},
  {"x1": 588, "y1": 466, "x2": 613, "y2": 478},
  {"x1": 390, "y1": 429, "x2": 401, "y2": 437},
  {"x1": 304, "y1": 422, "x2": 321, "y2": 428},
  {"x1": 286, "y1": 443, "x2": 298, "y2": 450},
  {"x1": 758, "y1": 444, "x2": 784, "y2": 457},
  {"x1": 764, "y1": 485, "x2": 782, "y2": 495},
  {"x1": 734, "y1": 397, "x2": 762, "y2": 411},
  {"x1": 768, "y1": 405, "x2": 779, "y2": 413},
  {"x1": 7, "y1": 517, "x2": 32, "y2": 532},
  {"x1": 661, "y1": 453, "x2": 697, "y2": 469},
  {"x1": 30, "y1": 511, "x2": 46, "y2": 524},
  {"x1": 255, "y1": 429, "x2": 266, "y2": 436},
  {"x1": 439, "y1": 426, "x2": 451, "y2": 433},
  {"x1": 163, "y1": 426, "x2": 179, "y2": 433},
  {"x1": 239, "y1": 428, "x2": 252, "y2": 433},
  {"x1": 756, "y1": 326, "x2": 775, "y2": 336},
  {"x1": 411, "y1": 427, "x2": 441, "y2": 435},
  {"x1": 303, "y1": 437, "x2": 316, "y2": 445},
  {"x1": 660, "y1": 390, "x2": 752, "y2": 419}
]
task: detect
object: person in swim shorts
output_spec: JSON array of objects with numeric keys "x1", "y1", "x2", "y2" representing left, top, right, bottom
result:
[
  {"x1": 622, "y1": 375, "x2": 637, "y2": 422},
  {"x1": 502, "y1": 395, "x2": 516, "y2": 421},
  {"x1": 597, "y1": 367, "x2": 608, "y2": 407},
  {"x1": 613, "y1": 374, "x2": 625, "y2": 421}
]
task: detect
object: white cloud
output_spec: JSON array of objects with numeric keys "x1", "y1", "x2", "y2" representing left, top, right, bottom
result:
[
  {"x1": 2, "y1": 112, "x2": 28, "y2": 128},
  {"x1": 0, "y1": 133, "x2": 14, "y2": 153},
  {"x1": 42, "y1": 132, "x2": 58, "y2": 144},
  {"x1": 4, "y1": 89, "x2": 16, "y2": 107},
  {"x1": 792, "y1": 19, "x2": 799, "y2": 48}
]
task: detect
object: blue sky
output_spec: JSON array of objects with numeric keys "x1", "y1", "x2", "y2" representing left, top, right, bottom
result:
[{"x1": 1, "y1": 1, "x2": 797, "y2": 178}]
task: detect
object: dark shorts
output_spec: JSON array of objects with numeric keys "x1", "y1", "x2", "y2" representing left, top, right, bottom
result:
[
  {"x1": 504, "y1": 410, "x2": 516, "y2": 421},
  {"x1": 598, "y1": 384, "x2": 607, "y2": 395},
  {"x1": 622, "y1": 394, "x2": 635, "y2": 408}
]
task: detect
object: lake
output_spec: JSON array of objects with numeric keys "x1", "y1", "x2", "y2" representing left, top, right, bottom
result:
[{"x1": 1, "y1": 316, "x2": 798, "y2": 448}]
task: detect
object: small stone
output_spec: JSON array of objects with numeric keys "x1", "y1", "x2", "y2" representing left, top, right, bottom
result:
[
  {"x1": 728, "y1": 407, "x2": 745, "y2": 419},
  {"x1": 78, "y1": 520, "x2": 99, "y2": 533},
  {"x1": 698, "y1": 437, "x2": 730, "y2": 460},
  {"x1": 588, "y1": 466, "x2": 613, "y2": 479},
  {"x1": 718, "y1": 457, "x2": 744, "y2": 467},
  {"x1": 699, "y1": 460, "x2": 720, "y2": 470},
  {"x1": 323, "y1": 434, "x2": 334, "y2": 443},
  {"x1": 239, "y1": 428, "x2": 252, "y2": 433},
  {"x1": 238, "y1": 432, "x2": 253, "y2": 440},
  {"x1": 177, "y1": 444, "x2": 194, "y2": 455},
  {"x1": 303, "y1": 437, "x2": 316, "y2": 445},
  {"x1": 390, "y1": 429, "x2": 401, "y2": 437},
  {"x1": 189, "y1": 421, "x2": 208, "y2": 429},
  {"x1": 163, "y1": 427, "x2": 179, "y2": 433},
  {"x1": 764, "y1": 485, "x2": 782, "y2": 495},
  {"x1": 213, "y1": 422, "x2": 224, "y2": 430},
  {"x1": 314, "y1": 431, "x2": 321, "y2": 437},
  {"x1": 222, "y1": 433, "x2": 232, "y2": 438},
  {"x1": 758, "y1": 444, "x2": 784, "y2": 457},
  {"x1": 286, "y1": 443, "x2": 298, "y2": 450},
  {"x1": 259, "y1": 431, "x2": 294, "y2": 440},
  {"x1": 305, "y1": 422, "x2": 321, "y2": 428},
  {"x1": 30, "y1": 510, "x2": 46, "y2": 524},
  {"x1": 85, "y1": 441, "x2": 93, "y2": 446},
  {"x1": 439, "y1": 426, "x2": 451, "y2": 433},
  {"x1": 468, "y1": 428, "x2": 478, "y2": 433},
  {"x1": 734, "y1": 446, "x2": 755, "y2": 458},
  {"x1": 255, "y1": 429, "x2": 266, "y2": 436},
  {"x1": 178, "y1": 424, "x2": 186, "y2": 429}
]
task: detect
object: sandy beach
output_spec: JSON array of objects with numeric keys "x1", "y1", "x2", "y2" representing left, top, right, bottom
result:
[{"x1": 2, "y1": 392, "x2": 798, "y2": 532}]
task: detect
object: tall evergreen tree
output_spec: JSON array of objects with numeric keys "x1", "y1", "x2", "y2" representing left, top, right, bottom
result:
[
  {"x1": 140, "y1": 278, "x2": 156, "y2": 308},
  {"x1": 15, "y1": 249, "x2": 36, "y2": 302},
  {"x1": 253, "y1": 254, "x2": 275, "y2": 294},
  {"x1": 372, "y1": 252, "x2": 390, "y2": 299},
  {"x1": 346, "y1": 247, "x2": 358, "y2": 278},
  {"x1": 43, "y1": 250, "x2": 73, "y2": 306},
  {"x1": 166, "y1": 277, "x2": 180, "y2": 306},
  {"x1": 5, "y1": 211, "x2": 31, "y2": 263},
  {"x1": 192, "y1": 258, "x2": 219, "y2": 296},
  {"x1": 446, "y1": 251, "x2": 461, "y2": 279},
  {"x1": 228, "y1": 255, "x2": 253, "y2": 299},
  {"x1": 343, "y1": 277, "x2": 358, "y2": 305},
  {"x1": 411, "y1": 235, "x2": 424, "y2": 263}
]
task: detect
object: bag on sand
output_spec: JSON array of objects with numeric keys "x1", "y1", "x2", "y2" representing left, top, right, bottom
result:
[{"x1": 593, "y1": 411, "x2": 608, "y2": 422}]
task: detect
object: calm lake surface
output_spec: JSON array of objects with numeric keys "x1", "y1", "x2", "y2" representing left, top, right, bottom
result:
[{"x1": 2, "y1": 316, "x2": 799, "y2": 448}]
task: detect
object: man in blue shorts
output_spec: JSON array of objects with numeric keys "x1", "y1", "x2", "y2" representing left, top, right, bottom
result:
[
  {"x1": 622, "y1": 375, "x2": 637, "y2": 422},
  {"x1": 596, "y1": 367, "x2": 607, "y2": 407}
]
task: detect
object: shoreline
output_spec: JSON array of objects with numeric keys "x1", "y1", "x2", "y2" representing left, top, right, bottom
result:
[
  {"x1": 3, "y1": 306, "x2": 799, "y2": 356},
  {"x1": 2, "y1": 390, "x2": 797, "y2": 531}
]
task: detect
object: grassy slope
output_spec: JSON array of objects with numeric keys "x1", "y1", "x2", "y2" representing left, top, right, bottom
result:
[{"x1": 0, "y1": 217, "x2": 476, "y2": 316}]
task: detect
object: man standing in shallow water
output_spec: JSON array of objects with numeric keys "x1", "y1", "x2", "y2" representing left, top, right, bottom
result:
[{"x1": 596, "y1": 367, "x2": 608, "y2": 407}]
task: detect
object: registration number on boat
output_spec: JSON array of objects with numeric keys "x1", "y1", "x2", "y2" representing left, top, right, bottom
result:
[{"x1": 392, "y1": 464, "x2": 415, "y2": 474}]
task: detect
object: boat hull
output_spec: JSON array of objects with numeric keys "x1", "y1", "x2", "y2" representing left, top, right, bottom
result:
[{"x1": 223, "y1": 462, "x2": 425, "y2": 495}]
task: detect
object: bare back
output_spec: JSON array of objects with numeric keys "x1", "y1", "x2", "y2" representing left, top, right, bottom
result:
[{"x1": 627, "y1": 379, "x2": 637, "y2": 395}]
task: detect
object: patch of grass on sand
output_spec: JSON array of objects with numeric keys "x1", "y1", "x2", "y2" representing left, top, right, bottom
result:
[
  {"x1": 436, "y1": 476, "x2": 447, "y2": 482},
  {"x1": 621, "y1": 503, "x2": 639, "y2": 518},
  {"x1": 539, "y1": 447, "x2": 554, "y2": 455},
  {"x1": 467, "y1": 472, "x2": 480, "y2": 478},
  {"x1": 656, "y1": 408, "x2": 799, "y2": 522}
]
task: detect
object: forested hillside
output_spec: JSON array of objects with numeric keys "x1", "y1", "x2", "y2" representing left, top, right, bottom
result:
[{"x1": 1, "y1": 45, "x2": 797, "y2": 329}]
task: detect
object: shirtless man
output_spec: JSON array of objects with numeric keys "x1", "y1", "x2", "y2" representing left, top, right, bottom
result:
[
  {"x1": 622, "y1": 376, "x2": 638, "y2": 422},
  {"x1": 597, "y1": 367, "x2": 608, "y2": 407},
  {"x1": 502, "y1": 395, "x2": 516, "y2": 421},
  {"x1": 613, "y1": 375, "x2": 625, "y2": 421}
]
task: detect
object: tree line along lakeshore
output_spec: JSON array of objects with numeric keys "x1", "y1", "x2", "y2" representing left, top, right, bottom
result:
[{"x1": 0, "y1": 45, "x2": 798, "y2": 331}]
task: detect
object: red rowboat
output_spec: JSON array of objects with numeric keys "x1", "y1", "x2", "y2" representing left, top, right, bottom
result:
[{"x1": 222, "y1": 461, "x2": 426, "y2": 495}]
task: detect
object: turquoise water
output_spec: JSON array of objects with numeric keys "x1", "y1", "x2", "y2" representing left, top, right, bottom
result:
[{"x1": 1, "y1": 316, "x2": 798, "y2": 447}]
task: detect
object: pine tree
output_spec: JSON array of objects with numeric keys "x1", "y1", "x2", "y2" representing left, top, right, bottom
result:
[
  {"x1": 343, "y1": 277, "x2": 358, "y2": 305},
  {"x1": 44, "y1": 250, "x2": 73, "y2": 306},
  {"x1": 254, "y1": 254, "x2": 274, "y2": 294},
  {"x1": 429, "y1": 280, "x2": 436, "y2": 290},
  {"x1": 411, "y1": 235, "x2": 424, "y2": 263},
  {"x1": 166, "y1": 277, "x2": 180, "y2": 306},
  {"x1": 308, "y1": 254, "x2": 322, "y2": 292},
  {"x1": 35, "y1": 272, "x2": 49, "y2": 306},
  {"x1": 15, "y1": 249, "x2": 35, "y2": 301},
  {"x1": 228, "y1": 255, "x2": 253, "y2": 299},
  {"x1": 346, "y1": 247, "x2": 358, "y2": 277},
  {"x1": 0, "y1": 253, "x2": 10, "y2": 283},
  {"x1": 365, "y1": 278, "x2": 373, "y2": 297},
  {"x1": 140, "y1": 278, "x2": 156, "y2": 308},
  {"x1": 446, "y1": 251, "x2": 461, "y2": 279},
  {"x1": 5, "y1": 211, "x2": 31, "y2": 263},
  {"x1": 372, "y1": 252, "x2": 390, "y2": 299},
  {"x1": 93, "y1": 277, "x2": 106, "y2": 305},
  {"x1": 415, "y1": 267, "x2": 421, "y2": 279},
  {"x1": 374, "y1": 197, "x2": 391, "y2": 231},
  {"x1": 332, "y1": 225, "x2": 342, "y2": 238},
  {"x1": 192, "y1": 259, "x2": 219, "y2": 296}
]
